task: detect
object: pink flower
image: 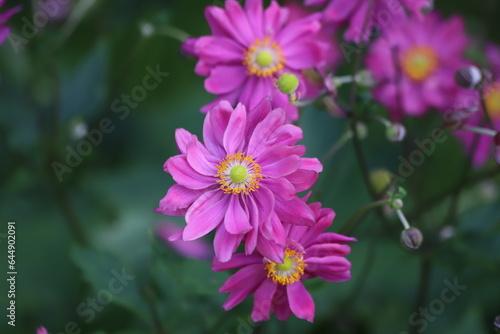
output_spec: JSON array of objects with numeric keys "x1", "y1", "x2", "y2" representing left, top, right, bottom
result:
[
  {"x1": 212, "y1": 202, "x2": 355, "y2": 322},
  {"x1": 156, "y1": 221, "x2": 213, "y2": 261},
  {"x1": 366, "y1": 13, "x2": 469, "y2": 119},
  {"x1": 37, "y1": 327, "x2": 48, "y2": 334},
  {"x1": 304, "y1": 0, "x2": 432, "y2": 42},
  {"x1": 156, "y1": 98, "x2": 322, "y2": 263},
  {"x1": 0, "y1": 0, "x2": 21, "y2": 45},
  {"x1": 182, "y1": 0, "x2": 329, "y2": 121}
]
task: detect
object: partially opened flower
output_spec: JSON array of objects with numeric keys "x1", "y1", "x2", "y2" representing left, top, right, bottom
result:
[
  {"x1": 304, "y1": 0, "x2": 433, "y2": 42},
  {"x1": 0, "y1": 1, "x2": 21, "y2": 45},
  {"x1": 366, "y1": 13, "x2": 469, "y2": 120},
  {"x1": 156, "y1": 98, "x2": 322, "y2": 263},
  {"x1": 212, "y1": 202, "x2": 355, "y2": 322},
  {"x1": 182, "y1": 0, "x2": 329, "y2": 121}
]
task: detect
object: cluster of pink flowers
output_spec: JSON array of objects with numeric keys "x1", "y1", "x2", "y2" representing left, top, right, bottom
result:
[
  {"x1": 158, "y1": 0, "x2": 356, "y2": 322},
  {"x1": 157, "y1": 0, "x2": 499, "y2": 324}
]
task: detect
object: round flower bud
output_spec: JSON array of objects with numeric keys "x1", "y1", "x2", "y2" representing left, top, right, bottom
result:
[
  {"x1": 494, "y1": 315, "x2": 500, "y2": 329},
  {"x1": 354, "y1": 70, "x2": 375, "y2": 88},
  {"x1": 386, "y1": 123, "x2": 406, "y2": 142},
  {"x1": 277, "y1": 73, "x2": 299, "y2": 95},
  {"x1": 355, "y1": 122, "x2": 368, "y2": 140},
  {"x1": 369, "y1": 169, "x2": 392, "y2": 194},
  {"x1": 400, "y1": 227, "x2": 423, "y2": 250},
  {"x1": 454, "y1": 66, "x2": 483, "y2": 90},
  {"x1": 390, "y1": 199, "x2": 404, "y2": 210}
]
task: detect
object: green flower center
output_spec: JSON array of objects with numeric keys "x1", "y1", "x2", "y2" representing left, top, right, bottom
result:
[
  {"x1": 256, "y1": 50, "x2": 274, "y2": 67},
  {"x1": 229, "y1": 165, "x2": 247, "y2": 184},
  {"x1": 276, "y1": 256, "x2": 293, "y2": 271}
]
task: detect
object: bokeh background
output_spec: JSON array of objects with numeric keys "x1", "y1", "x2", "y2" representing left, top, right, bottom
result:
[{"x1": 1, "y1": 0, "x2": 500, "y2": 333}]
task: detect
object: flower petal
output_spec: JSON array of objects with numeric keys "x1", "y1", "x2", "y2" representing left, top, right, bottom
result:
[
  {"x1": 225, "y1": 195, "x2": 252, "y2": 235},
  {"x1": 220, "y1": 264, "x2": 267, "y2": 310},
  {"x1": 183, "y1": 190, "x2": 229, "y2": 240},
  {"x1": 167, "y1": 155, "x2": 215, "y2": 190},
  {"x1": 223, "y1": 103, "x2": 247, "y2": 154},
  {"x1": 214, "y1": 224, "x2": 244, "y2": 262},
  {"x1": 205, "y1": 65, "x2": 248, "y2": 95},
  {"x1": 186, "y1": 140, "x2": 219, "y2": 176},
  {"x1": 287, "y1": 281, "x2": 315, "y2": 322},
  {"x1": 158, "y1": 184, "x2": 205, "y2": 212},
  {"x1": 212, "y1": 253, "x2": 262, "y2": 271},
  {"x1": 251, "y1": 278, "x2": 278, "y2": 322}
]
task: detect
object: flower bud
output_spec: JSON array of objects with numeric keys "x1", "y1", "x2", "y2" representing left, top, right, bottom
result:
[
  {"x1": 494, "y1": 315, "x2": 500, "y2": 329},
  {"x1": 390, "y1": 199, "x2": 404, "y2": 210},
  {"x1": 369, "y1": 169, "x2": 392, "y2": 194},
  {"x1": 354, "y1": 70, "x2": 375, "y2": 88},
  {"x1": 277, "y1": 73, "x2": 299, "y2": 95},
  {"x1": 386, "y1": 123, "x2": 406, "y2": 142},
  {"x1": 400, "y1": 227, "x2": 423, "y2": 250},
  {"x1": 454, "y1": 66, "x2": 483, "y2": 90},
  {"x1": 355, "y1": 122, "x2": 368, "y2": 140}
]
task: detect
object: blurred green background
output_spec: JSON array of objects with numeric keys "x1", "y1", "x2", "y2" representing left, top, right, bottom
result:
[{"x1": 1, "y1": 0, "x2": 500, "y2": 333}]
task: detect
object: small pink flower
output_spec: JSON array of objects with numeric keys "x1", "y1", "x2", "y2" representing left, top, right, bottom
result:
[
  {"x1": 366, "y1": 13, "x2": 469, "y2": 119},
  {"x1": 37, "y1": 327, "x2": 48, "y2": 334},
  {"x1": 156, "y1": 98, "x2": 322, "y2": 263},
  {"x1": 182, "y1": 0, "x2": 330, "y2": 121},
  {"x1": 212, "y1": 202, "x2": 355, "y2": 322},
  {"x1": 304, "y1": 0, "x2": 433, "y2": 42},
  {"x1": 0, "y1": 0, "x2": 21, "y2": 45},
  {"x1": 156, "y1": 221, "x2": 213, "y2": 261}
]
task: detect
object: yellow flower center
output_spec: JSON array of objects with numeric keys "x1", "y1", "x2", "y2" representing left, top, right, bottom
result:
[
  {"x1": 243, "y1": 37, "x2": 285, "y2": 77},
  {"x1": 265, "y1": 248, "x2": 306, "y2": 286},
  {"x1": 215, "y1": 153, "x2": 262, "y2": 195},
  {"x1": 484, "y1": 82, "x2": 500, "y2": 119},
  {"x1": 401, "y1": 45, "x2": 438, "y2": 81}
]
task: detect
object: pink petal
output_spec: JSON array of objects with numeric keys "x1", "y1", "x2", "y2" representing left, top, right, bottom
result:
[
  {"x1": 175, "y1": 128, "x2": 197, "y2": 154},
  {"x1": 273, "y1": 285, "x2": 292, "y2": 320},
  {"x1": 158, "y1": 184, "x2": 205, "y2": 212},
  {"x1": 275, "y1": 196, "x2": 315, "y2": 225},
  {"x1": 256, "y1": 237, "x2": 285, "y2": 264},
  {"x1": 324, "y1": 0, "x2": 358, "y2": 22},
  {"x1": 225, "y1": 0, "x2": 256, "y2": 44},
  {"x1": 285, "y1": 169, "x2": 319, "y2": 193},
  {"x1": 214, "y1": 224, "x2": 244, "y2": 262},
  {"x1": 244, "y1": 195, "x2": 260, "y2": 254},
  {"x1": 276, "y1": 20, "x2": 321, "y2": 47},
  {"x1": 282, "y1": 41, "x2": 324, "y2": 69},
  {"x1": 247, "y1": 109, "x2": 286, "y2": 157},
  {"x1": 314, "y1": 233, "x2": 357, "y2": 244},
  {"x1": 287, "y1": 281, "x2": 315, "y2": 322},
  {"x1": 251, "y1": 278, "x2": 278, "y2": 322},
  {"x1": 186, "y1": 140, "x2": 219, "y2": 176},
  {"x1": 225, "y1": 195, "x2": 252, "y2": 235},
  {"x1": 223, "y1": 103, "x2": 247, "y2": 154},
  {"x1": 166, "y1": 155, "x2": 215, "y2": 190},
  {"x1": 220, "y1": 265, "x2": 267, "y2": 310},
  {"x1": 212, "y1": 253, "x2": 262, "y2": 271},
  {"x1": 197, "y1": 36, "x2": 244, "y2": 65},
  {"x1": 245, "y1": 0, "x2": 264, "y2": 37},
  {"x1": 260, "y1": 178, "x2": 296, "y2": 201},
  {"x1": 205, "y1": 65, "x2": 248, "y2": 94},
  {"x1": 264, "y1": 1, "x2": 289, "y2": 34},
  {"x1": 183, "y1": 190, "x2": 229, "y2": 240},
  {"x1": 261, "y1": 155, "x2": 302, "y2": 178}
]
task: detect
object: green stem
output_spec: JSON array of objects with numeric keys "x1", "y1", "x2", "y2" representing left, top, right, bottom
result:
[{"x1": 339, "y1": 199, "x2": 391, "y2": 235}]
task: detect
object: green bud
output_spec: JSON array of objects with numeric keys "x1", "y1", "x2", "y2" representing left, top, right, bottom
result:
[{"x1": 278, "y1": 73, "x2": 299, "y2": 95}]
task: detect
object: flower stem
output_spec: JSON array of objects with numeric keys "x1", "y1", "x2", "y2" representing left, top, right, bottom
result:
[{"x1": 339, "y1": 199, "x2": 391, "y2": 235}]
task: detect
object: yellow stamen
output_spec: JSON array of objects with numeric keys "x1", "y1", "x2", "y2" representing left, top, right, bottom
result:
[
  {"x1": 215, "y1": 153, "x2": 262, "y2": 195},
  {"x1": 265, "y1": 248, "x2": 306, "y2": 285},
  {"x1": 243, "y1": 37, "x2": 285, "y2": 77},
  {"x1": 485, "y1": 82, "x2": 500, "y2": 119},
  {"x1": 401, "y1": 45, "x2": 438, "y2": 81}
]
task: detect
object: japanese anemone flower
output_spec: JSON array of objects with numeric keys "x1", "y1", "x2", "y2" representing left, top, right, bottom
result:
[
  {"x1": 212, "y1": 202, "x2": 355, "y2": 322},
  {"x1": 366, "y1": 13, "x2": 469, "y2": 120},
  {"x1": 304, "y1": 0, "x2": 433, "y2": 42},
  {"x1": 156, "y1": 98, "x2": 322, "y2": 263},
  {"x1": 182, "y1": 0, "x2": 330, "y2": 121}
]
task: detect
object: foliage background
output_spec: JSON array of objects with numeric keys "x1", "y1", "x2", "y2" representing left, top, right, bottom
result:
[{"x1": 1, "y1": 0, "x2": 500, "y2": 333}]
